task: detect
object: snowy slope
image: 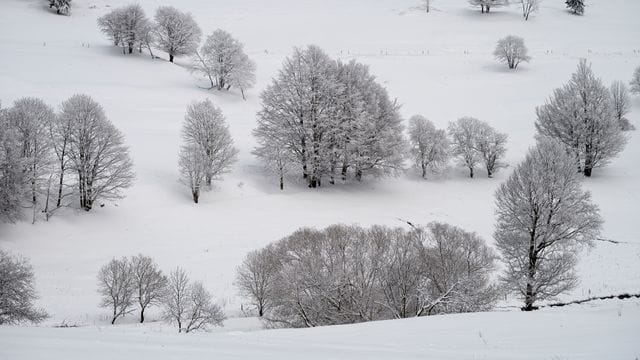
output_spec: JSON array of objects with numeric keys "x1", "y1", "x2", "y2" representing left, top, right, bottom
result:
[
  {"x1": 1, "y1": 300, "x2": 639, "y2": 360},
  {"x1": 0, "y1": 0, "x2": 639, "y2": 348}
]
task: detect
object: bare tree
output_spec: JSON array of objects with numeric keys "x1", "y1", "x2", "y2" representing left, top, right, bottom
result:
[
  {"x1": 0, "y1": 250, "x2": 48, "y2": 324},
  {"x1": 610, "y1": 80, "x2": 633, "y2": 131},
  {"x1": 48, "y1": 104, "x2": 74, "y2": 209},
  {"x1": 48, "y1": 0, "x2": 71, "y2": 15},
  {"x1": 97, "y1": 5, "x2": 150, "y2": 55},
  {"x1": 493, "y1": 35, "x2": 531, "y2": 69},
  {"x1": 421, "y1": 222, "x2": 498, "y2": 315},
  {"x1": 153, "y1": 7, "x2": 201, "y2": 63},
  {"x1": 5, "y1": 98, "x2": 55, "y2": 223},
  {"x1": 163, "y1": 267, "x2": 190, "y2": 332},
  {"x1": 448, "y1": 117, "x2": 482, "y2": 178},
  {"x1": 630, "y1": 66, "x2": 640, "y2": 95},
  {"x1": 475, "y1": 123, "x2": 508, "y2": 177},
  {"x1": 536, "y1": 60, "x2": 627, "y2": 177},
  {"x1": 520, "y1": 0, "x2": 540, "y2": 20},
  {"x1": 178, "y1": 144, "x2": 208, "y2": 203},
  {"x1": 408, "y1": 115, "x2": 450, "y2": 179},
  {"x1": 494, "y1": 139, "x2": 602, "y2": 311},
  {"x1": 130, "y1": 255, "x2": 167, "y2": 323},
  {"x1": 61, "y1": 94, "x2": 135, "y2": 211},
  {"x1": 180, "y1": 100, "x2": 238, "y2": 190},
  {"x1": 252, "y1": 141, "x2": 293, "y2": 191},
  {"x1": 98, "y1": 257, "x2": 135, "y2": 324},
  {"x1": 235, "y1": 246, "x2": 280, "y2": 317},
  {"x1": 0, "y1": 109, "x2": 24, "y2": 223},
  {"x1": 469, "y1": 0, "x2": 506, "y2": 13},
  {"x1": 183, "y1": 282, "x2": 226, "y2": 333}
]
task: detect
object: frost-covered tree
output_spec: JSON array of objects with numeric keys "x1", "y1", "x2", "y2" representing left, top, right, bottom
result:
[
  {"x1": 476, "y1": 123, "x2": 508, "y2": 177},
  {"x1": 97, "y1": 4, "x2": 151, "y2": 55},
  {"x1": 179, "y1": 100, "x2": 237, "y2": 202},
  {"x1": 0, "y1": 107, "x2": 24, "y2": 223},
  {"x1": 448, "y1": 117, "x2": 482, "y2": 178},
  {"x1": 60, "y1": 95, "x2": 135, "y2": 210},
  {"x1": 235, "y1": 246, "x2": 281, "y2": 317},
  {"x1": 48, "y1": 103, "x2": 74, "y2": 210},
  {"x1": 495, "y1": 139, "x2": 602, "y2": 311},
  {"x1": 252, "y1": 142, "x2": 293, "y2": 190},
  {"x1": 5, "y1": 98, "x2": 55, "y2": 223},
  {"x1": 610, "y1": 81, "x2": 633, "y2": 131},
  {"x1": 153, "y1": 7, "x2": 201, "y2": 63},
  {"x1": 408, "y1": 115, "x2": 449, "y2": 178},
  {"x1": 535, "y1": 60, "x2": 627, "y2": 177},
  {"x1": 254, "y1": 47, "x2": 405, "y2": 188},
  {"x1": 48, "y1": 0, "x2": 71, "y2": 15},
  {"x1": 178, "y1": 144, "x2": 208, "y2": 204},
  {"x1": 98, "y1": 257, "x2": 135, "y2": 324},
  {"x1": 493, "y1": 35, "x2": 530, "y2": 69},
  {"x1": 421, "y1": 222, "x2": 499, "y2": 315},
  {"x1": 193, "y1": 29, "x2": 256, "y2": 96},
  {"x1": 469, "y1": 0, "x2": 506, "y2": 13},
  {"x1": 629, "y1": 66, "x2": 640, "y2": 95},
  {"x1": 520, "y1": 0, "x2": 539, "y2": 20},
  {"x1": 0, "y1": 250, "x2": 48, "y2": 324},
  {"x1": 565, "y1": 0, "x2": 585, "y2": 15},
  {"x1": 130, "y1": 255, "x2": 167, "y2": 323},
  {"x1": 163, "y1": 268, "x2": 225, "y2": 332}
]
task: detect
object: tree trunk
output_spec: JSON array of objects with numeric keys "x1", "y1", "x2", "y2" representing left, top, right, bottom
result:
[
  {"x1": 169, "y1": 54, "x2": 174, "y2": 63},
  {"x1": 192, "y1": 189, "x2": 199, "y2": 204},
  {"x1": 469, "y1": 166, "x2": 474, "y2": 178},
  {"x1": 279, "y1": 176, "x2": 284, "y2": 190},
  {"x1": 524, "y1": 234, "x2": 538, "y2": 311},
  {"x1": 421, "y1": 163, "x2": 427, "y2": 179},
  {"x1": 140, "y1": 308, "x2": 145, "y2": 323}
]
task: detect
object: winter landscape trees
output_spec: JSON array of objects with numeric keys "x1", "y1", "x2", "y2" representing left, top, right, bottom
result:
[
  {"x1": 0, "y1": 250, "x2": 47, "y2": 324},
  {"x1": 630, "y1": 66, "x2": 640, "y2": 95},
  {"x1": 610, "y1": 81, "x2": 633, "y2": 131},
  {"x1": 153, "y1": 6, "x2": 201, "y2": 63},
  {"x1": 235, "y1": 223, "x2": 499, "y2": 327},
  {"x1": 97, "y1": 4, "x2": 151, "y2": 55},
  {"x1": 469, "y1": 0, "x2": 506, "y2": 13},
  {"x1": 494, "y1": 139, "x2": 602, "y2": 311},
  {"x1": 407, "y1": 115, "x2": 449, "y2": 178},
  {"x1": 448, "y1": 117, "x2": 507, "y2": 178},
  {"x1": 178, "y1": 100, "x2": 237, "y2": 203},
  {"x1": 535, "y1": 60, "x2": 628, "y2": 177},
  {"x1": 493, "y1": 35, "x2": 530, "y2": 70},
  {"x1": 193, "y1": 29, "x2": 256, "y2": 97},
  {"x1": 519, "y1": 0, "x2": 540, "y2": 20},
  {"x1": 253, "y1": 46, "x2": 405, "y2": 189},
  {"x1": 566, "y1": 0, "x2": 585, "y2": 15},
  {"x1": 48, "y1": 0, "x2": 71, "y2": 15}
]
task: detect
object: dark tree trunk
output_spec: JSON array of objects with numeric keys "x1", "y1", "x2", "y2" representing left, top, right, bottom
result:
[
  {"x1": 469, "y1": 167, "x2": 474, "y2": 178},
  {"x1": 192, "y1": 190, "x2": 199, "y2": 204},
  {"x1": 421, "y1": 163, "x2": 427, "y2": 179},
  {"x1": 140, "y1": 308, "x2": 145, "y2": 323},
  {"x1": 279, "y1": 176, "x2": 284, "y2": 190},
  {"x1": 169, "y1": 54, "x2": 174, "y2": 63}
]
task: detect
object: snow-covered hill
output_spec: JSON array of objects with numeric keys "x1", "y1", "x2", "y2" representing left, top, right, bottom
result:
[{"x1": 1, "y1": 0, "x2": 639, "y2": 358}]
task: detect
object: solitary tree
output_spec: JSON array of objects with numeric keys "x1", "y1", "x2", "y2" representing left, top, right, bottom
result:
[
  {"x1": 153, "y1": 7, "x2": 201, "y2": 63},
  {"x1": 610, "y1": 81, "x2": 633, "y2": 131},
  {"x1": 519, "y1": 0, "x2": 540, "y2": 20},
  {"x1": 535, "y1": 60, "x2": 627, "y2": 177},
  {"x1": 235, "y1": 246, "x2": 280, "y2": 316},
  {"x1": 61, "y1": 94, "x2": 135, "y2": 210},
  {"x1": 493, "y1": 35, "x2": 531, "y2": 70},
  {"x1": 178, "y1": 144, "x2": 208, "y2": 204},
  {"x1": 179, "y1": 100, "x2": 237, "y2": 202},
  {"x1": 494, "y1": 139, "x2": 602, "y2": 311},
  {"x1": 407, "y1": 115, "x2": 449, "y2": 178},
  {"x1": 193, "y1": 29, "x2": 256, "y2": 95},
  {"x1": 475, "y1": 123, "x2": 508, "y2": 177},
  {"x1": 130, "y1": 255, "x2": 167, "y2": 323},
  {"x1": 0, "y1": 250, "x2": 48, "y2": 324},
  {"x1": 448, "y1": 117, "x2": 482, "y2": 178},
  {"x1": 565, "y1": 0, "x2": 585, "y2": 15},
  {"x1": 5, "y1": 98, "x2": 55, "y2": 223},
  {"x1": 630, "y1": 66, "x2": 640, "y2": 95},
  {"x1": 163, "y1": 267, "x2": 190, "y2": 332},
  {"x1": 97, "y1": 4, "x2": 151, "y2": 55},
  {"x1": 98, "y1": 257, "x2": 135, "y2": 324}
]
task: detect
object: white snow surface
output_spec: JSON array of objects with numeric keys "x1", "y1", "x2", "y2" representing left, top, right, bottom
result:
[{"x1": 1, "y1": 0, "x2": 640, "y2": 358}]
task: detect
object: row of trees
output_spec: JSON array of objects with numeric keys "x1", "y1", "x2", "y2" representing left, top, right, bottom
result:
[
  {"x1": 235, "y1": 223, "x2": 499, "y2": 327},
  {"x1": 97, "y1": 255, "x2": 225, "y2": 332},
  {"x1": 467, "y1": 0, "x2": 583, "y2": 18},
  {"x1": 408, "y1": 115, "x2": 508, "y2": 179},
  {"x1": 0, "y1": 95, "x2": 134, "y2": 224},
  {"x1": 97, "y1": 5, "x2": 256, "y2": 98}
]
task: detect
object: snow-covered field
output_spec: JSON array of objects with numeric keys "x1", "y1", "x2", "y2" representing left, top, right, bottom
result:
[{"x1": 1, "y1": 0, "x2": 639, "y2": 358}]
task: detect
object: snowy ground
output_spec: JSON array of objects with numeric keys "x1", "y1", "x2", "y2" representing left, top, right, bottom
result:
[
  {"x1": 1, "y1": 300, "x2": 638, "y2": 360},
  {"x1": 1, "y1": 0, "x2": 639, "y2": 358}
]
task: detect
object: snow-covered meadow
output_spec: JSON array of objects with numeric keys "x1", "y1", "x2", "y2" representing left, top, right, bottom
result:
[{"x1": 1, "y1": 0, "x2": 639, "y2": 358}]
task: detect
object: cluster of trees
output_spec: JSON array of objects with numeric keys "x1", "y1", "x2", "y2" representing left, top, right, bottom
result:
[
  {"x1": 0, "y1": 250, "x2": 48, "y2": 324},
  {"x1": 48, "y1": 0, "x2": 71, "y2": 15},
  {"x1": 0, "y1": 95, "x2": 134, "y2": 225},
  {"x1": 408, "y1": 115, "x2": 508, "y2": 179},
  {"x1": 97, "y1": 5, "x2": 255, "y2": 98},
  {"x1": 178, "y1": 100, "x2": 238, "y2": 203},
  {"x1": 253, "y1": 45, "x2": 406, "y2": 189},
  {"x1": 97, "y1": 255, "x2": 225, "y2": 332},
  {"x1": 535, "y1": 60, "x2": 629, "y2": 177},
  {"x1": 235, "y1": 223, "x2": 499, "y2": 327},
  {"x1": 467, "y1": 0, "x2": 584, "y2": 19}
]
